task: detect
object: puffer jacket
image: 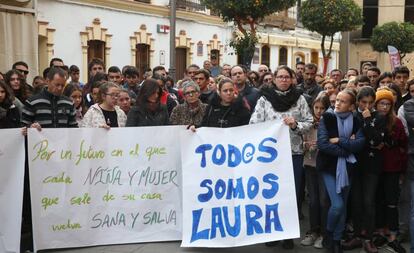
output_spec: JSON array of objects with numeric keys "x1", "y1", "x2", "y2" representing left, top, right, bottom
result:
[{"x1": 80, "y1": 103, "x2": 127, "y2": 128}]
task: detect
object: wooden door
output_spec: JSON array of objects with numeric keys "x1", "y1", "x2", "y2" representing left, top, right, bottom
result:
[
  {"x1": 175, "y1": 48, "x2": 187, "y2": 80},
  {"x1": 136, "y1": 43, "x2": 150, "y2": 81}
]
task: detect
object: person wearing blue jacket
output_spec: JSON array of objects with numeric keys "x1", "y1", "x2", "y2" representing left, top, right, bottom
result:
[{"x1": 317, "y1": 89, "x2": 365, "y2": 253}]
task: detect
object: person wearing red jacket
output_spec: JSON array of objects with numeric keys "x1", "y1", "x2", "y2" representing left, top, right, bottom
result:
[{"x1": 375, "y1": 89, "x2": 407, "y2": 253}]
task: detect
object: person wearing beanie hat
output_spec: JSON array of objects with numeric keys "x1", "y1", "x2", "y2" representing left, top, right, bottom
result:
[
  {"x1": 375, "y1": 89, "x2": 395, "y2": 104},
  {"x1": 375, "y1": 87, "x2": 408, "y2": 253}
]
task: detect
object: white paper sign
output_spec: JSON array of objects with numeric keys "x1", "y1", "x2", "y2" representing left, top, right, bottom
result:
[
  {"x1": 0, "y1": 129, "x2": 25, "y2": 253},
  {"x1": 28, "y1": 127, "x2": 185, "y2": 251},
  {"x1": 181, "y1": 121, "x2": 300, "y2": 247}
]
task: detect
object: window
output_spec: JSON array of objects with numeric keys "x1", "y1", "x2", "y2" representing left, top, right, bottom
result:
[
  {"x1": 87, "y1": 40, "x2": 105, "y2": 67},
  {"x1": 311, "y1": 51, "x2": 319, "y2": 66},
  {"x1": 362, "y1": 0, "x2": 378, "y2": 38},
  {"x1": 405, "y1": 0, "x2": 414, "y2": 22},
  {"x1": 261, "y1": 45, "x2": 270, "y2": 67},
  {"x1": 211, "y1": 49, "x2": 220, "y2": 64},
  {"x1": 136, "y1": 44, "x2": 150, "y2": 81},
  {"x1": 279, "y1": 47, "x2": 288, "y2": 66}
]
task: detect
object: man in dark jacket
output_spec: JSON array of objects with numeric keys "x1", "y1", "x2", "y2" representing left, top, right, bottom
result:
[
  {"x1": 297, "y1": 63, "x2": 323, "y2": 106},
  {"x1": 230, "y1": 65, "x2": 260, "y2": 112}
]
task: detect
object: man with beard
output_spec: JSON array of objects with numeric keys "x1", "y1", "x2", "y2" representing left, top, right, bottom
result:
[{"x1": 297, "y1": 63, "x2": 323, "y2": 106}]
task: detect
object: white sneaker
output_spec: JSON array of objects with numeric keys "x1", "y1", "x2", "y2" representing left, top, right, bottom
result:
[
  {"x1": 301, "y1": 233, "x2": 317, "y2": 246},
  {"x1": 313, "y1": 236, "x2": 323, "y2": 249}
]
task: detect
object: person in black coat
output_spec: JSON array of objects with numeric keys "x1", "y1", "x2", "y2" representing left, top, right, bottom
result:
[
  {"x1": 0, "y1": 80, "x2": 21, "y2": 128},
  {"x1": 200, "y1": 78, "x2": 251, "y2": 128},
  {"x1": 126, "y1": 78, "x2": 169, "y2": 127}
]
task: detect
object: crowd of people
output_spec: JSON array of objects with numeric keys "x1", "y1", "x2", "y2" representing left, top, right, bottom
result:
[{"x1": 1, "y1": 57, "x2": 413, "y2": 253}]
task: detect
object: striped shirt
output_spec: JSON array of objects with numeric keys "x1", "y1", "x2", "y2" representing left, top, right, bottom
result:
[{"x1": 21, "y1": 88, "x2": 78, "y2": 128}]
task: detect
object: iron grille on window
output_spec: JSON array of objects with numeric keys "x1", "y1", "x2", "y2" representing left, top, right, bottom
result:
[{"x1": 175, "y1": 0, "x2": 206, "y2": 11}]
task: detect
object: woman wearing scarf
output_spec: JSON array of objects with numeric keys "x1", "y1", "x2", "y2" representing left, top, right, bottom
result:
[
  {"x1": 249, "y1": 65, "x2": 313, "y2": 249},
  {"x1": 317, "y1": 89, "x2": 365, "y2": 253}
]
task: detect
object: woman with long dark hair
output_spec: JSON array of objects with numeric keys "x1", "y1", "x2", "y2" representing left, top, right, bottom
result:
[
  {"x1": 126, "y1": 79, "x2": 169, "y2": 126},
  {"x1": 0, "y1": 80, "x2": 20, "y2": 128}
]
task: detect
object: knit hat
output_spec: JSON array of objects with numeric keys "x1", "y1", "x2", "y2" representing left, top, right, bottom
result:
[{"x1": 375, "y1": 89, "x2": 394, "y2": 103}]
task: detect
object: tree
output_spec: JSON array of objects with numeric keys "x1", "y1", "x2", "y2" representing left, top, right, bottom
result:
[
  {"x1": 301, "y1": 0, "x2": 363, "y2": 75},
  {"x1": 202, "y1": 0, "x2": 295, "y2": 68},
  {"x1": 371, "y1": 22, "x2": 414, "y2": 61}
]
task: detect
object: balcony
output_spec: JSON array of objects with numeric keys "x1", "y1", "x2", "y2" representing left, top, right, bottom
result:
[
  {"x1": 176, "y1": 0, "x2": 206, "y2": 12},
  {"x1": 262, "y1": 12, "x2": 296, "y2": 30}
]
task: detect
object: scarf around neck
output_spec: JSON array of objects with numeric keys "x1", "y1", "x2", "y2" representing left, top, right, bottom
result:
[
  {"x1": 335, "y1": 110, "x2": 356, "y2": 193},
  {"x1": 261, "y1": 86, "x2": 301, "y2": 112}
]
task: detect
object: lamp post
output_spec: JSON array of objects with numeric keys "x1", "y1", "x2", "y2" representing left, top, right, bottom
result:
[{"x1": 169, "y1": 0, "x2": 176, "y2": 82}]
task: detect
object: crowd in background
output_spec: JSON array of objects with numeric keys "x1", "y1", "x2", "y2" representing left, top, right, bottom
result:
[{"x1": 1, "y1": 57, "x2": 414, "y2": 253}]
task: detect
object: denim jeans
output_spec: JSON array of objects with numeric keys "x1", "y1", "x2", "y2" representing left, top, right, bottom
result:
[
  {"x1": 292, "y1": 155, "x2": 304, "y2": 207},
  {"x1": 410, "y1": 178, "x2": 414, "y2": 253},
  {"x1": 305, "y1": 165, "x2": 329, "y2": 234},
  {"x1": 322, "y1": 172, "x2": 350, "y2": 241}
]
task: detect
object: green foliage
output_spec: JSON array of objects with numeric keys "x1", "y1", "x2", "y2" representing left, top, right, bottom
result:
[
  {"x1": 371, "y1": 22, "x2": 414, "y2": 58},
  {"x1": 301, "y1": 0, "x2": 363, "y2": 37},
  {"x1": 201, "y1": 0, "x2": 296, "y2": 23},
  {"x1": 202, "y1": 0, "x2": 296, "y2": 67}
]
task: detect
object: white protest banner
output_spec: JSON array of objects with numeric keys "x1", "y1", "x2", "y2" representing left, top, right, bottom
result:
[
  {"x1": 181, "y1": 121, "x2": 299, "y2": 247},
  {"x1": 0, "y1": 129, "x2": 25, "y2": 253},
  {"x1": 28, "y1": 127, "x2": 184, "y2": 251}
]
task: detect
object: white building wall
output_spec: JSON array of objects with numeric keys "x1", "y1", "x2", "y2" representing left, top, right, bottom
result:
[{"x1": 37, "y1": 0, "x2": 235, "y2": 81}]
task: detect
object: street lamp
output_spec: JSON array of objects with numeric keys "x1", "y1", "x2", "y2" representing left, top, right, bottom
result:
[{"x1": 169, "y1": 0, "x2": 176, "y2": 82}]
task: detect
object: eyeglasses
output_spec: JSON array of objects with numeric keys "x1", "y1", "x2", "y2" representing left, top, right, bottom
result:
[
  {"x1": 276, "y1": 76, "x2": 291, "y2": 80},
  {"x1": 105, "y1": 93, "x2": 120, "y2": 98},
  {"x1": 263, "y1": 78, "x2": 273, "y2": 83},
  {"x1": 184, "y1": 90, "x2": 198, "y2": 96},
  {"x1": 378, "y1": 101, "x2": 392, "y2": 107}
]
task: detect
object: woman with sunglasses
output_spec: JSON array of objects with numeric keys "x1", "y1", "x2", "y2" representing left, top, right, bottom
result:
[
  {"x1": 80, "y1": 81, "x2": 126, "y2": 128},
  {"x1": 126, "y1": 79, "x2": 169, "y2": 126},
  {"x1": 170, "y1": 80, "x2": 207, "y2": 126},
  {"x1": 258, "y1": 72, "x2": 274, "y2": 89}
]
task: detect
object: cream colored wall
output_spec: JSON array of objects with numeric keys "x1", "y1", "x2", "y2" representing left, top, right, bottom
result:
[{"x1": 378, "y1": 0, "x2": 404, "y2": 24}]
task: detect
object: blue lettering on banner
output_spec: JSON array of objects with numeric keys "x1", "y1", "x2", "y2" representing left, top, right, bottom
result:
[
  {"x1": 190, "y1": 173, "x2": 283, "y2": 242},
  {"x1": 195, "y1": 137, "x2": 278, "y2": 168}
]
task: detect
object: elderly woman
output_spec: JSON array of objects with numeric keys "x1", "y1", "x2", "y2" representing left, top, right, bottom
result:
[{"x1": 170, "y1": 81, "x2": 207, "y2": 126}]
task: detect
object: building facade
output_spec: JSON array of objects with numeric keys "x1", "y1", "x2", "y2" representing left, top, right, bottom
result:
[
  {"x1": 1, "y1": 0, "x2": 340, "y2": 83},
  {"x1": 340, "y1": 0, "x2": 414, "y2": 75}
]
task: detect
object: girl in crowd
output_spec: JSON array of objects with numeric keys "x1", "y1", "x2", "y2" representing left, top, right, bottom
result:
[
  {"x1": 258, "y1": 72, "x2": 274, "y2": 89},
  {"x1": 170, "y1": 81, "x2": 207, "y2": 126},
  {"x1": 317, "y1": 89, "x2": 365, "y2": 253},
  {"x1": 374, "y1": 89, "x2": 407, "y2": 253},
  {"x1": 0, "y1": 80, "x2": 20, "y2": 128},
  {"x1": 301, "y1": 92, "x2": 331, "y2": 249},
  {"x1": 64, "y1": 84, "x2": 86, "y2": 125},
  {"x1": 343, "y1": 87, "x2": 386, "y2": 253},
  {"x1": 200, "y1": 78, "x2": 250, "y2": 127},
  {"x1": 388, "y1": 84, "x2": 404, "y2": 111},
  {"x1": 81, "y1": 82, "x2": 126, "y2": 128},
  {"x1": 250, "y1": 65, "x2": 313, "y2": 249},
  {"x1": 322, "y1": 79, "x2": 338, "y2": 95},
  {"x1": 126, "y1": 79, "x2": 169, "y2": 126},
  {"x1": 208, "y1": 77, "x2": 217, "y2": 92},
  {"x1": 4, "y1": 69, "x2": 29, "y2": 105},
  {"x1": 377, "y1": 72, "x2": 393, "y2": 88},
  {"x1": 117, "y1": 90, "x2": 132, "y2": 115}
]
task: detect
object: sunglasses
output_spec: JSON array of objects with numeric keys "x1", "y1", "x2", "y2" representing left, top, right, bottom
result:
[{"x1": 17, "y1": 69, "x2": 29, "y2": 75}]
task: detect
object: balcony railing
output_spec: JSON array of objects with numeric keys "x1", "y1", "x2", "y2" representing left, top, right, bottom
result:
[{"x1": 176, "y1": 0, "x2": 206, "y2": 12}]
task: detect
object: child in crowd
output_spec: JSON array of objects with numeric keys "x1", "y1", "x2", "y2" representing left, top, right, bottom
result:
[
  {"x1": 63, "y1": 84, "x2": 86, "y2": 125},
  {"x1": 301, "y1": 92, "x2": 331, "y2": 249},
  {"x1": 343, "y1": 86, "x2": 386, "y2": 252},
  {"x1": 317, "y1": 89, "x2": 365, "y2": 253},
  {"x1": 375, "y1": 89, "x2": 407, "y2": 253}
]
